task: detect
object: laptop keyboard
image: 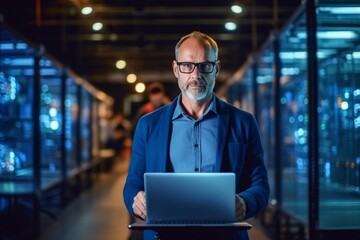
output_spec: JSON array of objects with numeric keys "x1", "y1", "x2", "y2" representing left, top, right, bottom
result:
[{"x1": 152, "y1": 220, "x2": 230, "y2": 224}]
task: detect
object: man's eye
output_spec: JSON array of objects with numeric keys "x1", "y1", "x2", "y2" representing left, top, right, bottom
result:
[{"x1": 202, "y1": 64, "x2": 211, "y2": 70}]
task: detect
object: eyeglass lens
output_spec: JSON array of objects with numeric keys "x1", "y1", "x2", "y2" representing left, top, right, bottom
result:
[{"x1": 178, "y1": 62, "x2": 215, "y2": 73}]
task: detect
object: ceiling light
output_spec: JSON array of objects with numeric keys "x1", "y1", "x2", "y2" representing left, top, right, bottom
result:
[
  {"x1": 231, "y1": 4, "x2": 243, "y2": 14},
  {"x1": 116, "y1": 60, "x2": 126, "y2": 69},
  {"x1": 296, "y1": 31, "x2": 358, "y2": 39},
  {"x1": 135, "y1": 83, "x2": 146, "y2": 93},
  {"x1": 127, "y1": 73, "x2": 137, "y2": 83},
  {"x1": 319, "y1": 7, "x2": 360, "y2": 14},
  {"x1": 225, "y1": 21, "x2": 237, "y2": 31},
  {"x1": 352, "y1": 52, "x2": 360, "y2": 59},
  {"x1": 81, "y1": 6, "x2": 93, "y2": 15},
  {"x1": 92, "y1": 22, "x2": 103, "y2": 31},
  {"x1": 279, "y1": 51, "x2": 329, "y2": 59}
]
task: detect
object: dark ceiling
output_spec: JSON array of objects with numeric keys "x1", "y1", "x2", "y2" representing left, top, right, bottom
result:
[{"x1": 0, "y1": 0, "x2": 302, "y2": 85}]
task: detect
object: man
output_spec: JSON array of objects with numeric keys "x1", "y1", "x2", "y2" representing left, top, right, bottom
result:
[
  {"x1": 123, "y1": 31, "x2": 269, "y2": 240},
  {"x1": 134, "y1": 81, "x2": 170, "y2": 125}
]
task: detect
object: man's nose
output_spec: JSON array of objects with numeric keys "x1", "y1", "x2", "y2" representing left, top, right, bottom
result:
[{"x1": 192, "y1": 65, "x2": 201, "y2": 78}]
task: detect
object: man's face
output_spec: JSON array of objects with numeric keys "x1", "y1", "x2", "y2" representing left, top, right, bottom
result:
[
  {"x1": 149, "y1": 92, "x2": 164, "y2": 108},
  {"x1": 172, "y1": 38, "x2": 220, "y2": 102}
]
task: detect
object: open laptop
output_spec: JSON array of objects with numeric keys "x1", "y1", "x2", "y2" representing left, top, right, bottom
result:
[
  {"x1": 144, "y1": 172, "x2": 235, "y2": 224},
  {"x1": 129, "y1": 172, "x2": 252, "y2": 231}
]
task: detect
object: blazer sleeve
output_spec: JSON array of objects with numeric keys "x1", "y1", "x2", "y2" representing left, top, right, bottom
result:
[
  {"x1": 123, "y1": 117, "x2": 147, "y2": 217},
  {"x1": 238, "y1": 115, "x2": 270, "y2": 219}
]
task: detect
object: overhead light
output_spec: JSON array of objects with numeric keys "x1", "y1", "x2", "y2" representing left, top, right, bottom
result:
[
  {"x1": 116, "y1": 60, "x2": 126, "y2": 69},
  {"x1": 231, "y1": 4, "x2": 243, "y2": 14},
  {"x1": 135, "y1": 83, "x2": 146, "y2": 93},
  {"x1": 352, "y1": 52, "x2": 360, "y2": 59},
  {"x1": 296, "y1": 31, "x2": 358, "y2": 39},
  {"x1": 225, "y1": 21, "x2": 237, "y2": 31},
  {"x1": 319, "y1": 7, "x2": 360, "y2": 14},
  {"x1": 81, "y1": 6, "x2": 93, "y2": 15},
  {"x1": 127, "y1": 73, "x2": 137, "y2": 83},
  {"x1": 279, "y1": 51, "x2": 329, "y2": 59},
  {"x1": 92, "y1": 22, "x2": 103, "y2": 31}
]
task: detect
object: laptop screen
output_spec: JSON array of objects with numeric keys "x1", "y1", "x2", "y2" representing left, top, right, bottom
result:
[{"x1": 144, "y1": 172, "x2": 235, "y2": 224}]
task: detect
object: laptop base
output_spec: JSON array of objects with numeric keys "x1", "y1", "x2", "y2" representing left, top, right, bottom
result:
[{"x1": 129, "y1": 221, "x2": 252, "y2": 240}]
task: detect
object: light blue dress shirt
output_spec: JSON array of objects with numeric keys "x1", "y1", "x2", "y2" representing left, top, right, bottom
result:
[{"x1": 170, "y1": 95, "x2": 218, "y2": 172}]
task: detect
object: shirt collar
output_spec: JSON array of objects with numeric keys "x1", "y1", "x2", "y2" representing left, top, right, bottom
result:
[{"x1": 172, "y1": 94, "x2": 217, "y2": 120}]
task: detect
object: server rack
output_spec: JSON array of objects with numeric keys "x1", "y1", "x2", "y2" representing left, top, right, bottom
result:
[
  {"x1": 0, "y1": 23, "x2": 114, "y2": 239},
  {"x1": 220, "y1": 0, "x2": 360, "y2": 239}
]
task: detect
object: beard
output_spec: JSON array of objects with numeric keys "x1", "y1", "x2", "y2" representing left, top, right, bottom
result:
[{"x1": 178, "y1": 78, "x2": 215, "y2": 102}]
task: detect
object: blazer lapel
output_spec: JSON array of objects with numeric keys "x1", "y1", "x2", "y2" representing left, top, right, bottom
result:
[
  {"x1": 152, "y1": 98, "x2": 177, "y2": 172},
  {"x1": 214, "y1": 97, "x2": 230, "y2": 172}
]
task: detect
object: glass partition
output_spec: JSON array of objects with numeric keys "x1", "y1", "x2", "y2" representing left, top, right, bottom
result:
[
  {"x1": 317, "y1": 0, "x2": 360, "y2": 230},
  {"x1": 64, "y1": 76, "x2": 79, "y2": 173},
  {"x1": 256, "y1": 43, "x2": 275, "y2": 201},
  {"x1": 0, "y1": 29, "x2": 35, "y2": 180},
  {"x1": 227, "y1": 61, "x2": 255, "y2": 113},
  {"x1": 278, "y1": 11, "x2": 308, "y2": 223},
  {"x1": 80, "y1": 88, "x2": 92, "y2": 166},
  {"x1": 39, "y1": 58, "x2": 63, "y2": 185}
]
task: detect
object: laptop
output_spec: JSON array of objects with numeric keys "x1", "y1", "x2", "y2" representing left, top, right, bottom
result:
[{"x1": 145, "y1": 172, "x2": 235, "y2": 224}]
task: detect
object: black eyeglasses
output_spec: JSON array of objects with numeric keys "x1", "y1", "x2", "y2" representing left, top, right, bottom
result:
[{"x1": 176, "y1": 61, "x2": 216, "y2": 74}]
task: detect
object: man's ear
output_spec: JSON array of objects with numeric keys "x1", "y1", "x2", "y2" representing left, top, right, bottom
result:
[
  {"x1": 215, "y1": 60, "x2": 221, "y2": 77},
  {"x1": 172, "y1": 60, "x2": 179, "y2": 78}
]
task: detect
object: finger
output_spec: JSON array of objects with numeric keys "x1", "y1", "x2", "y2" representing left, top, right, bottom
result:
[
  {"x1": 133, "y1": 191, "x2": 147, "y2": 219},
  {"x1": 135, "y1": 192, "x2": 146, "y2": 211}
]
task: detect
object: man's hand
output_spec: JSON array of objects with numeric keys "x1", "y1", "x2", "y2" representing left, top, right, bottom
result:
[
  {"x1": 235, "y1": 195, "x2": 247, "y2": 221},
  {"x1": 133, "y1": 191, "x2": 147, "y2": 220}
]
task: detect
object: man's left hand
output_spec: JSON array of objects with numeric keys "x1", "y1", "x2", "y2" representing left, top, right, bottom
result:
[{"x1": 235, "y1": 195, "x2": 247, "y2": 221}]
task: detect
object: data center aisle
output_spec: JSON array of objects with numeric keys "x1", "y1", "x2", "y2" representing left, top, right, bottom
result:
[
  {"x1": 36, "y1": 159, "x2": 269, "y2": 240},
  {"x1": 37, "y1": 159, "x2": 131, "y2": 240}
]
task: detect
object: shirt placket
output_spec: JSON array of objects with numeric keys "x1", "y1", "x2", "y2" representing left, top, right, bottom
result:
[{"x1": 193, "y1": 121, "x2": 201, "y2": 172}]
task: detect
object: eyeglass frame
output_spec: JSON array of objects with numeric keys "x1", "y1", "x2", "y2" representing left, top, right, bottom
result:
[{"x1": 175, "y1": 61, "x2": 217, "y2": 74}]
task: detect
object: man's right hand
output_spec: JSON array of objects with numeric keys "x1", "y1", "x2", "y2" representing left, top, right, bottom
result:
[{"x1": 133, "y1": 191, "x2": 147, "y2": 220}]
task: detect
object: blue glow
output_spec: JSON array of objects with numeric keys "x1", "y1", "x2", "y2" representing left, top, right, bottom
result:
[
  {"x1": 49, "y1": 108, "x2": 57, "y2": 117},
  {"x1": 325, "y1": 161, "x2": 331, "y2": 178},
  {"x1": 297, "y1": 128, "x2": 305, "y2": 136},
  {"x1": 341, "y1": 101, "x2": 349, "y2": 110},
  {"x1": 0, "y1": 43, "x2": 14, "y2": 50},
  {"x1": 354, "y1": 104, "x2": 360, "y2": 114},
  {"x1": 355, "y1": 116, "x2": 360, "y2": 128},
  {"x1": 11, "y1": 58, "x2": 34, "y2": 66},
  {"x1": 298, "y1": 115, "x2": 304, "y2": 122},
  {"x1": 319, "y1": 7, "x2": 360, "y2": 14},
  {"x1": 354, "y1": 89, "x2": 360, "y2": 97},
  {"x1": 16, "y1": 43, "x2": 28, "y2": 49},
  {"x1": 40, "y1": 68, "x2": 60, "y2": 76},
  {"x1": 65, "y1": 99, "x2": 72, "y2": 107},
  {"x1": 296, "y1": 158, "x2": 305, "y2": 170},
  {"x1": 41, "y1": 84, "x2": 49, "y2": 92},
  {"x1": 289, "y1": 116, "x2": 295, "y2": 124},
  {"x1": 281, "y1": 67, "x2": 300, "y2": 75},
  {"x1": 49, "y1": 162, "x2": 57, "y2": 172},
  {"x1": 50, "y1": 120, "x2": 59, "y2": 130}
]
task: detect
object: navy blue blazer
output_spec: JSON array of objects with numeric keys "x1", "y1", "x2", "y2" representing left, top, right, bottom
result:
[{"x1": 123, "y1": 95, "x2": 269, "y2": 240}]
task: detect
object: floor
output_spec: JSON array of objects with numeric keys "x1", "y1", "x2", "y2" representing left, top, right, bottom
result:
[{"x1": 37, "y1": 158, "x2": 270, "y2": 240}]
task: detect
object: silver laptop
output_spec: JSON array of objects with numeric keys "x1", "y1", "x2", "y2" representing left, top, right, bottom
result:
[{"x1": 144, "y1": 172, "x2": 235, "y2": 224}]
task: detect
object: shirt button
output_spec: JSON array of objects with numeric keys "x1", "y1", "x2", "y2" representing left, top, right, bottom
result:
[
  {"x1": 195, "y1": 168, "x2": 199, "y2": 172},
  {"x1": 194, "y1": 122, "x2": 199, "y2": 126},
  {"x1": 194, "y1": 144, "x2": 199, "y2": 148}
]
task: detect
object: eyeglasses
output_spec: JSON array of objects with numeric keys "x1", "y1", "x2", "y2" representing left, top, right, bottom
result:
[{"x1": 176, "y1": 61, "x2": 217, "y2": 74}]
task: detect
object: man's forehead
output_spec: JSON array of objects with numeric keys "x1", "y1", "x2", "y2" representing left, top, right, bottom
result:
[{"x1": 178, "y1": 38, "x2": 215, "y2": 59}]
